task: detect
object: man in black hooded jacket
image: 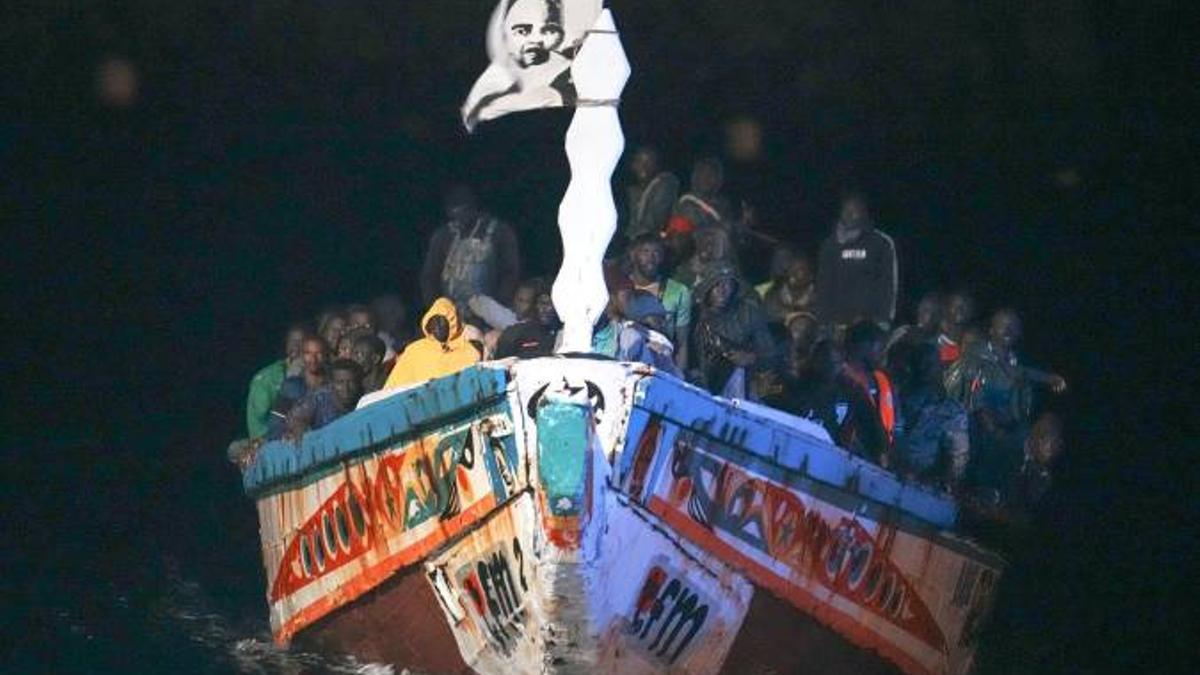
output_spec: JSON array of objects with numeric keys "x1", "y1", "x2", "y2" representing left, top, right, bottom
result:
[{"x1": 815, "y1": 191, "x2": 898, "y2": 328}]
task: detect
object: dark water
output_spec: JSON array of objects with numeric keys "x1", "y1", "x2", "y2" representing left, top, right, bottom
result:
[{"x1": 3, "y1": 2, "x2": 1193, "y2": 673}]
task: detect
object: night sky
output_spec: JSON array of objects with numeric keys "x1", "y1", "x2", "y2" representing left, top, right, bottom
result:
[{"x1": 3, "y1": 1, "x2": 1194, "y2": 672}]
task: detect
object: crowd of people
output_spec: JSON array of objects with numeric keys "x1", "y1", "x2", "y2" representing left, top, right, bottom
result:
[{"x1": 241, "y1": 146, "x2": 1069, "y2": 528}]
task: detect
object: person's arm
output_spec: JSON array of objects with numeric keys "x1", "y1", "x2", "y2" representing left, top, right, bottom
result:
[
  {"x1": 814, "y1": 238, "x2": 835, "y2": 324},
  {"x1": 245, "y1": 372, "x2": 274, "y2": 439},
  {"x1": 283, "y1": 396, "x2": 317, "y2": 442},
  {"x1": 646, "y1": 174, "x2": 681, "y2": 235},
  {"x1": 421, "y1": 228, "x2": 450, "y2": 304},
  {"x1": 469, "y1": 294, "x2": 518, "y2": 330},
  {"x1": 872, "y1": 231, "x2": 898, "y2": 325},
  {"x1": 495, "y1": 222, "x2": 521, "y2": 303},
  {"x1": 673, "y1": 284, "x2": 692, "y2": 371},
  {"x1": 1021, "y1": 365, "x2": 1068, "y2": 393}
]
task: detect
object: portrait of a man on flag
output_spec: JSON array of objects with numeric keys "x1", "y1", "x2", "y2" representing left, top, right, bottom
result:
[{"x1": 462, "y1": 0, "x2": 602, "y2": 130}]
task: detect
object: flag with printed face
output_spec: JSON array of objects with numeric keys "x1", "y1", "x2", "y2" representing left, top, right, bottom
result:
[{"x1": 461, "y1": 0, "x2": 603, "y2": 131}]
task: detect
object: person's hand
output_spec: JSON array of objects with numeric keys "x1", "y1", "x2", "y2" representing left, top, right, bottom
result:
[
  {"x1": 728, "y1": 350, "x2": 757, "y2": 367},
  {"x1": 1048, "y1": 374, "x2": 1067, "y2": 394}
]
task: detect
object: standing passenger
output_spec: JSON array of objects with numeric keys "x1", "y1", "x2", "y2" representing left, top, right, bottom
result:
[
  {"x1": 623, "y1": 146, "x2": 680, "y2": 243},
  {"x1": 420, "y1": 185, "x2": 521, "y2": 320},
  {"x1": 815, "y1": 191, "x2": 898, "y2": 329}
]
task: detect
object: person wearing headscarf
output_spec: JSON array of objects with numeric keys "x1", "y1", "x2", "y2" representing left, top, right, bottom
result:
[{"x1": 383, "y1": 297, "x2": 482, "y2": 390}]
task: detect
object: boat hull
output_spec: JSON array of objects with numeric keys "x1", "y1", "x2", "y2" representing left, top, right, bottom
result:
[{"x1": 242, "y1": 359, "x2": 1004, "y2": 674}]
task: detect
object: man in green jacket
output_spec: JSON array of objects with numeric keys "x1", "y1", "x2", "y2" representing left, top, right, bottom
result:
[{"x1": 245, "y1": 324, "x2": 307, "y2": 439}]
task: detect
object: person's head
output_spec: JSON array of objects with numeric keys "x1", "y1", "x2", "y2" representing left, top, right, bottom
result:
[
  {"x1": 301, "y1": 336, "x2": 330, "y2": 376},
  {"x1": 628, "y1": 234, "x2": 666, "y2": 280},
  {"x1": 695, "y1": 264, "x2": 739, "y2": 313},
  {"x1": 351, "y1": 333, "x2": 386, "y2": 375},
  {"x1": 426, "y1": 315, "x2": 450, "y2": 342},
  {"x1": 335, "y1": 333, "x2": 355, "y2": 360},
  {"x1": 695, "y1": 228, "x2": 731, "y2": 264},
  {"x1": 319, "y1": 312, "x2": 347, "y2": 352},
  {"x1": 844, "y1": 319, "x2": 887, "y2": 370},
  {"x1": 512, "y1": 279, "x2": 544, "y2": 321},
  {"x1": 915, "y1": 292, "x2": 944, "y2": 332},
  {"x1": 534, "y1": 289, "x2": 559, "y2": 329},
  {"x1": 942, "y1": 291, "x2": 975, "y2": 332},
  {"x1": 329, "y1": 359, "x2": 364, "y2": 411},
  {"x1": 837, "y1": 190, "x2": 871, "y2": 231},
  {"x1": 706, "y1": 277, "x2": 736, "y2": 312},
  {"x1": 629, "y1": 146, "x2": 661, "y2": 184},
  {"x1": 503, "y1": 0, "x2": 565, "y2": 68},
  {"x1": 444, "y1": 184, "x2": 479, "y2": 224},
  {"x1": 783, "y1": 259, "x2": 814, "y2": 294},
  {"x1": 624, "y1": 289, "x2": 668, "y2": 333},
  {"x1": 284, "y1": 323, "x2": 309, "y2": 362},
  {"x1": 371, "y1": 294, "x2": 408, "y2": 336},
  {"x1": 787, "y1": 312, "x2": 819, "y2": 353},
  {"x1": 345, "y1": 304, "x2": 375, "y2": 333},
  {"x1": 989, "y1": 309, "x2": 1022, "y2": 353},
  {"x1": 806, "y1": 339, "x2": 844, "y2": 383},
  {"x1": 768, "y1": 247, "x2": 797, "y2": 283},
  {"x1": 690, "y1": 157, "x2": 724, "y2": 196},
  {"x1": 906, "y1": 342, "x2": 942, "y2": 390},
  {"x1": 1027, "y1": 413, "x2": 1064, "y2": 466}
]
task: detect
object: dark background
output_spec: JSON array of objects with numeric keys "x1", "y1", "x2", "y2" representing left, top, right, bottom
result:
[{"x1": 3, "y1": 0, "x2": 1195, "y2": 672}]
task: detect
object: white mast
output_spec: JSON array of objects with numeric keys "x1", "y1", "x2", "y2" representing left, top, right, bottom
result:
[{"x1": 551, "y1": 9, "x2": 630, "y2": 353}]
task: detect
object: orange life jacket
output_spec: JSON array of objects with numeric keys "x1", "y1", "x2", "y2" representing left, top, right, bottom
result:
[{"x1": 845, "y1": 366, "x2": 897, "y2": 447}]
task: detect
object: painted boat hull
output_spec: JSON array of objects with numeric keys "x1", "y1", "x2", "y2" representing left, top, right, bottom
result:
[{"x1": 241, "y1": 358, "x2": 1004, "y2": 674}]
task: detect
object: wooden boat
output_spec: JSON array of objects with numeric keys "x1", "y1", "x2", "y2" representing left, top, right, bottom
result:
[{"x1": 240, "y1": 357, "x2": 1004, "y2": 674}]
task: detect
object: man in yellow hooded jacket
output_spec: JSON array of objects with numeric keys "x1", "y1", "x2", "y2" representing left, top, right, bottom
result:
[{"x1": 383, "y1": 297, "x2": 482, "y2": 390}]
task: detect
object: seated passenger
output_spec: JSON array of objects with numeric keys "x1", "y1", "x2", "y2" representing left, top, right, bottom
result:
[
  {"x1": 282, "y1": 359, "x2": 364, "y2": 441},
  {"x1": 895, "y1": 343, "x2": 969, "y2": 488},
  {"x1": 350, "y1": 333, "x2": 389, "y2": 394},
  {"x1": 371, "y1": 294, "x2": 409, "y2": 361},
  {"x1": 754, "y1": 246, "x2": 797, "y2": 298},
  {"x1": 245, "y1": 324, "x2": 307, "y2": 439},
  {"x1": 833, "y1": 320, "x2": 898, "y2": 466},
  {"x1": 469, "y1": 278, "x2": 544, "y2": 332},
  {"x1": 495, "y1": 284, "x2": 560, "y2": 359},
  {"x1": 674, "y1": 227, "x2": 738, "y2": 290},
  {"x1": 936, "y1": 290, "x2": 975, "y2": 366},
  {"x1": 615, "y1": 290, "x2": 682, "y2": 376},
  {"x1": 765, "y1": 339, "x2": 843, "y2": 436},
  {"x1": 947, "y1": 309, "x2": 1067, "y2": 499},
  {"x1": 887, "y1": 291, "x2": 943, "y2": 367},
  {"x1": 267, "y1": 335, "x2": 329, "y2": 440},
  {"x1": 959, "y1": 412, "x2": 1064, "y2": 531},
  {"x1": 690, "y1": 263, "x2": 775, "y2": 397},
  {"x1": 335, "y1": 327, "x2": 372, "y2": 361},
  {"x1": 345, "y1": 303, "x2": 375, "y2": 334},
  {"x1": 383, "y1": 297, "x2": 481, "y2": 390},
  {"x1": 762, "y1": 257, "x2": 816, "y2": 326},
  {"x1": 318, "y1": 310, "x2": 348, "y2": 357},
  {"x1": 786, "y1": 312, "x2": 820, "y2": 372},
  {"x1": 625, "y1": 234, "x2": 692, "y2": 370}
]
